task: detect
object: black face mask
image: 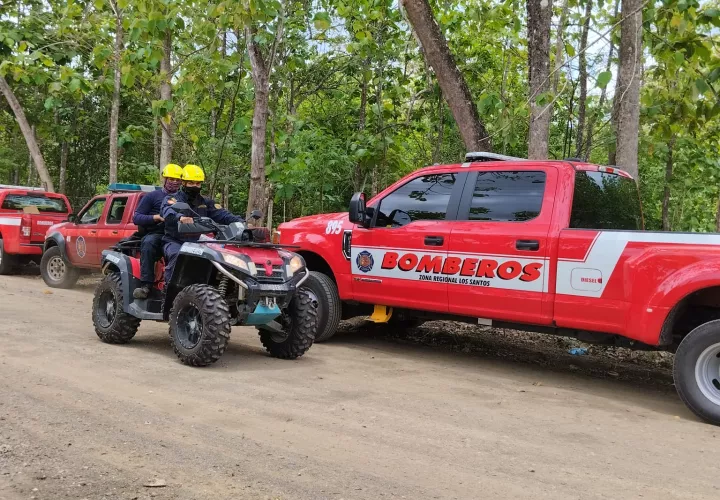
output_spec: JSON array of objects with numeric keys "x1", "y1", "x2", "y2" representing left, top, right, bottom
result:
[{"x1": 182, "y1": 185, "x2": 201, "y2": 199}]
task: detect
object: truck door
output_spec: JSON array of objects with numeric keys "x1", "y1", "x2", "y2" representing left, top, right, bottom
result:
[
  {"x1": 97, "y1": 194, "x2": 133, "y2": 258},
  {"x1": 350, "y1": 171, "x2": 466, "y2": 313},
  {"x1": 446, "y1": 166, "x2": 557, "y2": 326},
  {"x1": 66, "y1": 196, "x2": 107, "y2": 266}
]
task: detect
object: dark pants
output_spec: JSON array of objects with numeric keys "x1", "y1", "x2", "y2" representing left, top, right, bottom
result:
[
  {"x1": 163, "y1": 240, "x2": 183, "y2": 285},
  {"x1": 139, "y1": 233, "x2": 164, "y2": 284}
]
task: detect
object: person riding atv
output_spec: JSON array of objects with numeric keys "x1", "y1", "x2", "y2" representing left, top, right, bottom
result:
[
  {"x1": 161, "y1": 164, "x2": 242, "y2": 285},
  {"x1": 91, "y1": 165, "x2": 319, "y2": 367}
]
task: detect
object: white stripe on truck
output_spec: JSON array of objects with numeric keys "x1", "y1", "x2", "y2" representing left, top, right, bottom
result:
[{"x1": 0, "y1": 217, "x2": 21, "y2": 226}]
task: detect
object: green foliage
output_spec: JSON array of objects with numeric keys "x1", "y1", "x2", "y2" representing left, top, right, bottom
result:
[{"x1": 0, "y1": 0, "x2": 718, "y2": 231}]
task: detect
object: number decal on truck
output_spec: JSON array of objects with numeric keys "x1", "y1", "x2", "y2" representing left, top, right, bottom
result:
[{"x1": 325, "y1": 220, "x2": 343, "y2": 235}]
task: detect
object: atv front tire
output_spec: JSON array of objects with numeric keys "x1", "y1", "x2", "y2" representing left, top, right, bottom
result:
[
  {"x1": 169, "y1": 284, "x2": 231, "y2": 367},
  {"x1": 41, "y1": 246, "x2": 80, "y2": 288},
  {"x1": 303, "y1": 271, "x2": 341, "y2": 342},
  {"x1": 259, "y1": 288, "x2": 317, "y2": 359},
  {"x1": 92, "y1": 272, "x2": 141, "y2": 344}
]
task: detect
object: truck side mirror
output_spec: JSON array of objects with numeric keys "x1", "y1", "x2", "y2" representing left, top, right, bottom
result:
[
  {"x1": 67, "y1": 214, "x2": 78, "y2": 223},
  {"x1": 349, "y1": 192, "x2": 369, "y2": 228}
]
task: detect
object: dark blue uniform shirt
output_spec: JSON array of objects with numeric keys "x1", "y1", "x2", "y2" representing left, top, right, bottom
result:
[
  {"x1": 133, "y1": 189, "x2": 167, "y2": 234},
  {"x1": 161, "y1": 190, "x2": 243, "y2": 243}
]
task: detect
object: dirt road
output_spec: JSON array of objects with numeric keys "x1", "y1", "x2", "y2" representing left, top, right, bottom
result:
[{"x1": 1, "y1": 274, "x2": 719, "y2": 500}]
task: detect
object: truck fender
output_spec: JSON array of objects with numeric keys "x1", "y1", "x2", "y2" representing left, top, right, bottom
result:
[
  {"x1": 292, "y1": 242, "x2": 353, "y2": 300},
  {"x1": 44, "y1": 232, "x2": 67, "y2": 257},
  {"x1": 628, "y1": 259, "x2": 720, "y2": 345},
  {"x1": 101, "y1": 250, "x2": 140, "y2": 312}
]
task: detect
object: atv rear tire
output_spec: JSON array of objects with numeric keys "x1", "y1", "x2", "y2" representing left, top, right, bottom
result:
[
  {"x1": 0, "y1": 238, "x2": 17, "y2": 275},
  {"x1": 41, "y1": 246, "x2": 80, "y2": 288},
  {"x1": 303, "y1": 271, "x2": 341, "y2": 342},
  {"x1": 169, "y1": 284, "x2": 231, "y2": 367},
  {"x1": 674, "y1": 320, "x2": 720, "y2": 426},
  {"x1": 92, "y1": 272, "x2": 141, "y2": 344},
  {"x1": 259, "y1": 288, "x2": 317, "y2": 359}
]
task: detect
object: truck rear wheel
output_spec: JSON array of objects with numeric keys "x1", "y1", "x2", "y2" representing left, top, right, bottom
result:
[
  {"x1": 674, "y1": 320, "x2": 720, "y2": 426},
  {"x1": 258, "y1": 288, "x2": 317, "y2": 359},
  {"x1": 169, "y1": 284, "x2": 231, "y2": 367},
  {"x1": 40, "y1": 246, "x2": 80, "y2": 288},
  {"x1": 302, "y1": 271, "x2": 341, "y2": 342},
  {"x1": 0, "y1": 238, "x2": 17, "y2": 275},
  {"x1": 92, "y1": 272, "x2": 141, "y2": 344}
]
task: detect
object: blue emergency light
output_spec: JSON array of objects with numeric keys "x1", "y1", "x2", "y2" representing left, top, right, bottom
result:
[{"x1": 108, "y1": 183, "x2": 162, "y2": 193}]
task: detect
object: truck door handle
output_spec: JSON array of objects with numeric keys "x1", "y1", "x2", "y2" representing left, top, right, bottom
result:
[
  {"x1": 89, "y1": 230, "x2": 97, "y2": 235},
  {"x1": 516, "y1": 240, "x2": 539, "y2": 251},
  {"x1": 424, "y1": 236, "x2": 444, "y2": 246},
  {"x1": 111, "y1": 230, "x2": 119, "y2": 235}
]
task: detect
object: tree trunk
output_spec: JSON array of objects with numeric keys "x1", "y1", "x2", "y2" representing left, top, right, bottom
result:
[
  {"x1": 0, "y1": 76, "x2": 55, "y2": 191},
  {"x1": 586, "y1": 0, "x2": 619, "y2": 160},
  {"x1": 59, "y1": 141, "x2": 69, "y2": 194},
  {"x1": 552, "y1": 0, "x2": 570, "y2": 95},
  {"x1": 159, "y1": 29, "x2": 173, "y2": 170},
  {"x1": 662, "y1": 137, "x2": 675, "y2": 231},
  {"x1": 355, "y1": 58, "x2": 370, "y2": 191},
  {"x1": 527, "y1": 0, "x2": 553, "y2": 160},
  {"x1": 575, "y1": 0, "x2": 593, "y2": 159},
  {"x1": 432, "y1": 90, "x2": 444, "y2": 164},
  {"x1": 400, "y1": 0, "x2": 491, "y2": 152},
  {"x1": 612, "y1": 0, "x2": 643, "y2": 178},
  {"x1": 246, "y1": 28, "x2": 271, "y2": 225},
  {"x1": 109, "y1": 7, "x2": 123, "y2": 185}
]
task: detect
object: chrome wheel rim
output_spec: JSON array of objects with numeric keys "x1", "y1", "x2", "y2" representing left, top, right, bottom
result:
[
  {"x1": 47, "y1": 256, "x2": 66, "y2": 281},
  {"x1": 695, "y1": 342, "x2": 720, "y2": 407}
]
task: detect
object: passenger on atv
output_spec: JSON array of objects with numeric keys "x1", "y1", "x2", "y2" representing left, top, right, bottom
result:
[
  {"x1": 161, "y1": 164, "x2": 244, "y2": 284},
  {"x1": 132, "y1": 163, "x2": 183, "y2": 300}
]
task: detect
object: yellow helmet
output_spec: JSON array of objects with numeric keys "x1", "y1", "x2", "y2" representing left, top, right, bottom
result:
[
  {"x1": 161, "y1": 163, "x2": 183, "y2": 179},
  {"x1": 182, "y1": 164, "x2": 205, "y2": 182}
]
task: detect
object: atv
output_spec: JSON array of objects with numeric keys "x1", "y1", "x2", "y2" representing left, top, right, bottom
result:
[{"x1": 91, "y1": 204, "x2": 318, "y2": 366}]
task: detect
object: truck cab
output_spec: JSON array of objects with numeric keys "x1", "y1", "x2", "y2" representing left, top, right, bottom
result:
[
  {"x1": 41, "y1": 184, "x2": 160, "y2": 288},
  {"x1": 0, "y1": 185, "x2": 72, "y2": 275},
  {"x1": 278, "y1": 153, "x2": 720, "y2": 426}
]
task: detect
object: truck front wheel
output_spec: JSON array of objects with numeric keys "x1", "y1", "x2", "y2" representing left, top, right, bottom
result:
[
  {"x1": 41, "y1": 246, "x2": 80, "y2": 288},
  {"x1": 302, "y1": 271, "x2": 341, "y2": 342},
  {"x1": 674, "y1": 320, "x2": 720, "y2": 426}
]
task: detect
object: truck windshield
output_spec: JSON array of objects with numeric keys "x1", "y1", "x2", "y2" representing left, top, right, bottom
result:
[
  {"x1": 1, "y1": 194, "x2": 68, "y2": 213},
  {"x1": 570, "y1": 171, "x2": 642, "y2": 230}
]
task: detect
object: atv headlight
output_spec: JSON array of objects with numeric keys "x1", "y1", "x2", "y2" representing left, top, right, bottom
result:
[
  {"x1": 222, "y1": 253, "x2": 256, "y2": 275},
  {"x1": 287, "y1": 255, "x2": 304, "y2": 277}
]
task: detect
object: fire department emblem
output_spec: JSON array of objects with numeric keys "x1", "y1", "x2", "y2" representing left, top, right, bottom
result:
[
  {"x1": 356, "y1": 251, "x2": 374, "y2": 273},
  {"x1": 76, "y1": 235, "x2": 86, "y2": 258}
]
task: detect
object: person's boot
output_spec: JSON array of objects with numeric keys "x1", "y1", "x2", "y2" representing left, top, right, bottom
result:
[{"x1": 133, "y1": 284, "x2": 150, "y2": 299}]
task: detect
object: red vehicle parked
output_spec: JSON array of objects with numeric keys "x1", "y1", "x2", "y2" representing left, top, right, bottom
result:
[
  {"x1": 277, "y1": 152, "x2": 720, "y2": 425},
  {"x1": 0, "y1": 184, "x2": 72, "y2": 275},
  {"x1": 42, "y1": 184, "x2": 157, "y2": 288}
]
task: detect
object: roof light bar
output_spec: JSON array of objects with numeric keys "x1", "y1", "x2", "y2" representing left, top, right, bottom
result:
[
  {"x1": 465, "y1": 152, "x2": 525, "y2": 162},
  {"x1": 108, "y1": 183, "x2": 162, "y2": 193}
]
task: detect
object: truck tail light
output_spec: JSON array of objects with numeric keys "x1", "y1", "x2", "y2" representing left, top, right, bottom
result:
[{"x1": 20, "y1": 215, "x2": 31, "y2": 238}]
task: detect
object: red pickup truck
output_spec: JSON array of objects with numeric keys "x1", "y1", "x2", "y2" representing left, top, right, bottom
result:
[
  {"x1": 277, "y1": 153, "x2": 720, "y2": 425},
  {"x1": 41, "y1": 184, "x2": 157, "y2": 288},
  {"x1": 0, "y1": 185, "x2": 72, "y2": 275}
]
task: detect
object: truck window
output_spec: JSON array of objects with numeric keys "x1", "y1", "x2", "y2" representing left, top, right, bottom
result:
[
  {"x1": 570, "y1": 171, "x2": 642, "y2": 230},
  {"x1": 375, "y1": 174, "x2": 457, "y2": 227},
  {"x1": 0, "y1": 194, "x2": 68, "y2": 213},
  {"x1": 79, "y1": 198, "x2": 107, "y2": 224},
  {"x1": 106, "y1": 197, "x2": 128, "y2": 224},
  {"x1": 468, "y1": 171, "x2": 546, "y2": 222}
]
